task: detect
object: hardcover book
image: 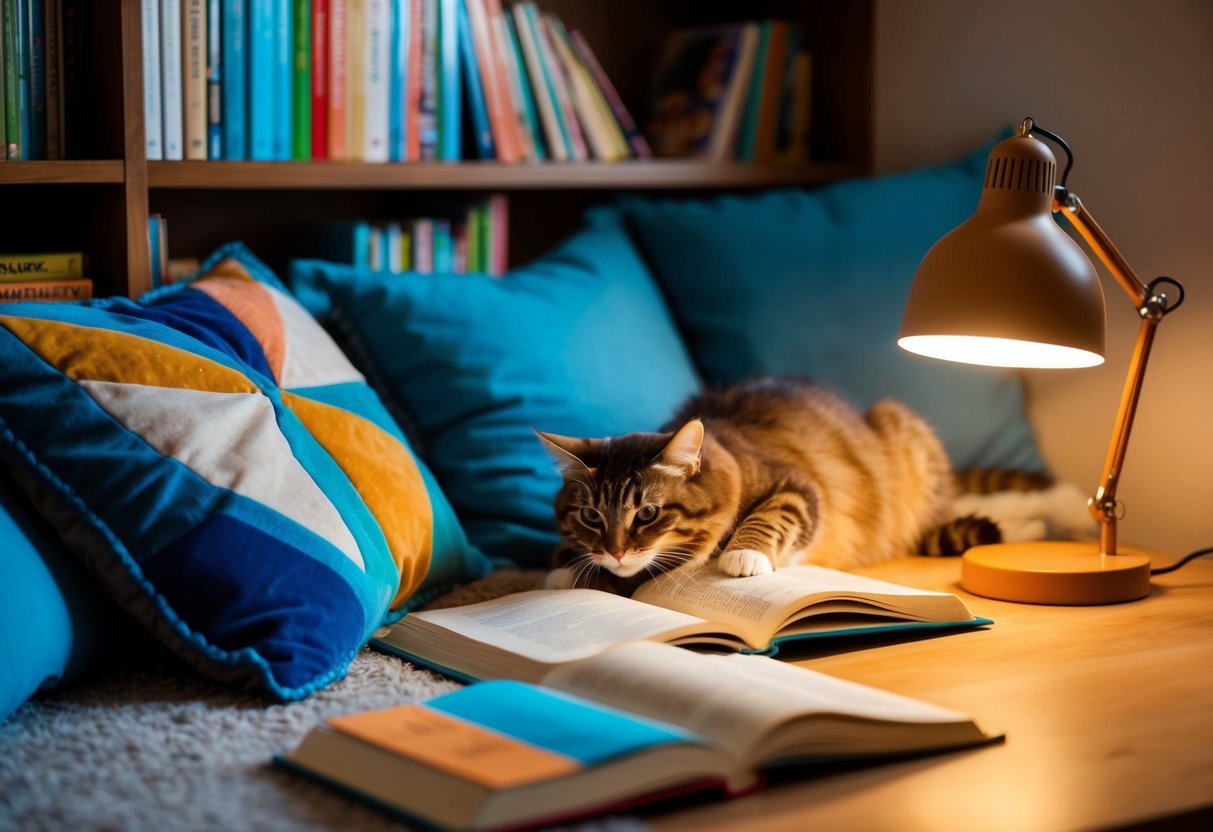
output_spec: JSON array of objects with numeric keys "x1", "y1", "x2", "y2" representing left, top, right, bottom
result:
[
  {"x1": 278, "y1": 649, "x2": 996, "y2": 831},
  {"x1": 375, "y1": 564, "x2": 990, "y2": 683}
]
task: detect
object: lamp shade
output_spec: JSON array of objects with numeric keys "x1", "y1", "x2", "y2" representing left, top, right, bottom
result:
[{"x1": 899, "y1": 134, "x2": 1106, "y2": 369}]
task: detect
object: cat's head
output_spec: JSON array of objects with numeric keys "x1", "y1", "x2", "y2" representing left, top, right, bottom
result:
[{"x1": 537, "y1": 420, "x2": 738, "y2": 584}]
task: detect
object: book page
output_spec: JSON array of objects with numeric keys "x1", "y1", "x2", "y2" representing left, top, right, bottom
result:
[
  {"x1": 543, "y1": 641, "x2": 976, "y2": 767},
  {"x1": 404, "y1": 589, "x2": 715, "y2": 664},
  {"x1": 632, "y1": 564, "x2": 967, "y2": 646}
]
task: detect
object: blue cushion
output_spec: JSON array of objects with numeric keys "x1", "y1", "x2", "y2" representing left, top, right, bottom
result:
[
  {"x1": 617, "y1": 135, "x2": 1045, "y2": 472},
  {"x1": 290, "y1": 210, "x2": 702, "y2": 567},
  {"x1": 0, "y1": 244, "x2": 491, "y2": 702},
  {"x1": 0, "y1": 471, "x2": 122, "y2": 722}
]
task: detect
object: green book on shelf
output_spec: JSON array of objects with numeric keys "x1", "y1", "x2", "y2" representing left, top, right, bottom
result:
[
  {"x1": 291, "y1": 0, "x2": 311, "y2": 160},
  {"x1": 3, "y1": 0, "x2": 24, "y2": 160}
]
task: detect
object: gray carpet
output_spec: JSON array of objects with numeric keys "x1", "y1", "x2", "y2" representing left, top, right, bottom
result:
[{"x1": 0, "y1": 571, "x2": 648, "y2": 832}]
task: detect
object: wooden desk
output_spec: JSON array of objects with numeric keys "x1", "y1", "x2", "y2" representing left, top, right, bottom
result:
[{"x1": 648, "y1": 556, "x2": 1213, "y2": 831}]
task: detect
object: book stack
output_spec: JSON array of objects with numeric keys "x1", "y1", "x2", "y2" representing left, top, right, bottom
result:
[
  {"x1": 1, "y1": 0, "x2": 84, "y2": 161},
  {"x1": 646, "y1": 20, "x2": 812, "y2": 164},
  {"x1": 313, "y1": 194, "x2": 507, "y2": 275},
  {"x1": 143, "y1": 0, "x2": 646, "y2": 163},
  {"x1": 0, "y1": 250, "x2": 92, "y2": 301}
]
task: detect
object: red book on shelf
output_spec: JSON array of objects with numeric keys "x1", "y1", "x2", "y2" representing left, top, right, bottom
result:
[
  {"x1": 405, "y1": 0, "x2": 424, "y2": 161},
  {"x1": 328, "y1": 0, "x2": 348, "y2": 160},
  {"x1": 467, "y1": 0, "x2": 521, "y2": 162},
  {"x1": 312, "y1": 0, "x2": 329, "y2": 159}
]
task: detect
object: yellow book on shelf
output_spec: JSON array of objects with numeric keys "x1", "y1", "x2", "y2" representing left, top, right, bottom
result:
[
  {"x1": 0, "y1": 252, "x2": 88, "y2": 282},
  {"x1": 345, "y1": 0, "x2": 367, "y2": 161}
]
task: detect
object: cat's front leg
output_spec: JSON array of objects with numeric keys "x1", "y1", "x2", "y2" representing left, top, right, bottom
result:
[{"x1": 718, "y1": 489, "x2": 817, "y2": 577}]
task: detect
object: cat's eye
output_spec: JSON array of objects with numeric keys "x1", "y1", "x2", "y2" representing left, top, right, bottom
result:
[
  {"x1": 635, "y1": 505, "x2": 659, "y2": 524},
  {"x1": 580, "y1": 507, "x2": 604, "y2": 526}
]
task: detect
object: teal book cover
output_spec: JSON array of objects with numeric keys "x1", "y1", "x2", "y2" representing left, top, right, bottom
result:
[{"x1": 223, "y1": 0, "x2": 248, "y2": 159}]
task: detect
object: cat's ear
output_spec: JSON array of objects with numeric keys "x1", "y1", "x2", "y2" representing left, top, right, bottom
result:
[
  {"x1": 657, "y1": 419, "x2": 704, "y2": 477},
  {"x1": 535, "y1": 430, "x2": 597, "y2": 474}
]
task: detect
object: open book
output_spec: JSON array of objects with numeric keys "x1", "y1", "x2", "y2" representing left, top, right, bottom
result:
[
  {"x1": 278, "y1": 642, "x2": 998, "y2": 831},
  {"x1": 374, "y1": 564, "x2": 989, "y2": 683}
]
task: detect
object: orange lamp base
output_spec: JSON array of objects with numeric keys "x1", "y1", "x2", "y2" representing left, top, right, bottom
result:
[{"x1": 961, "y1": 540, "x2": 1153, "y2": 605}]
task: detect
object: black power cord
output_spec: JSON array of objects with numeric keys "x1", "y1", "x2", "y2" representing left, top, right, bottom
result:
[{"x1": 1150, "y1": 547, "x2": 1213, "y2": 576}]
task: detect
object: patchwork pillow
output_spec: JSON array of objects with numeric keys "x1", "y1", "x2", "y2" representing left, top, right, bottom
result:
[
  {"x1": 290, "y1": 210, "x2": 702, "y2": 567},
  {"x1": 0, "y1": 243, "x2": 490, "y2": 700},
  {"x1": 617, "y1": 134, "x2": 1046, "y2": 472}
]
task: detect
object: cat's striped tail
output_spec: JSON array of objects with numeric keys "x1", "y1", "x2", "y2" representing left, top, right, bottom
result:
[
  {"x1": 953, "y1": 468, "x2": 1054, "y2": 495},
  {"x1": 918, "y1": 514, "x2": 1002, "y2": 557}
]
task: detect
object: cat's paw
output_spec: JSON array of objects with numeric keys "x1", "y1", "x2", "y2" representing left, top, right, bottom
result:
[
  {"x1": 719, "y1": 549, "x2": 774, "y2": 577},
  {"x1": 544, "y1": 568, "x2": 577, "y2": 589}
]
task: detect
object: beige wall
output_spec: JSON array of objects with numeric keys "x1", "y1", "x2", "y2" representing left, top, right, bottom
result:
[{"x1": 874, "y1": 0, "x2": 1213, "y2": 556}]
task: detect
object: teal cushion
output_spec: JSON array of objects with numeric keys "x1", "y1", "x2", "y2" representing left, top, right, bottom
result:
[
  {"x1": 290, "y1": 210, "x2": 702, "y2": 567},
  {"x1": 0, "y1": 472, "x2": 123, "y2": 722},
  {"x1": 0, "y1": 243, "x2": 490, "y2": 701},
  {"x1": 617, "y1": 134, "x2": 1045, "y2": 471}
]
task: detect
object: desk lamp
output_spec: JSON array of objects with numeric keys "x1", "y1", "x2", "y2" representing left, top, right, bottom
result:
[{"x1": 899, "y1": 118, "x2": 1184, "y2": 605}]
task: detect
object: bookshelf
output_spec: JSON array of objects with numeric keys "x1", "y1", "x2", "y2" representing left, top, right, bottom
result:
[{"x1": 1, "y1": 0, "x2": 874, "y2": 298}]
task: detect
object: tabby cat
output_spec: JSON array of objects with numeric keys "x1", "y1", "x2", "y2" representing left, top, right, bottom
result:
[{"x1": 537, "y1": 377, "x2": 1042, "y2": 597}]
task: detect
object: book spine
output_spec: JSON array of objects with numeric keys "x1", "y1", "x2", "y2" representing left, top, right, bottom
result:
[
  {"x1": 0, "y1": 277, "x2": 92, "y2": 302},
  {"x1": 488, "y1": 192, "x2": 506, "y2": 276},
  {"x1": 0, "y1": 13, "x2": 6, "y2": 159},
  {"x1": 221, "y1": 0, "x2": 247, "y2": 160},
  {"x1": 386, "y1": 0, "x2": 406, "y2": 161},
  {"x1": 416, "y1": 0, "x2": 436, "y2": 159},
  {"x1": 465, "y1": 0, "x2": 515, "y2": 163},
  {"x1": 247, "y1": 0, "x2": 275, "y2": 159},
  {"x1": 545, "y1": 15, "x2": 620, "y2": 162},
  {"x1": 736, "y1": 22, "x2": 770, "y2": 163},
  {"x1": 183, "y1": 0, "x2": 207, "y2": 159},
  {"x1": 465, "y1": 204, "x2": 480, "y2": 272},
  {"x1": 3, "y1": 0, "x2": 23, "y2": 160},
  {"x1": 436, "y1": 0, "x2": 458, "y2": 161},
  {"x1": 310, "y1": 0, "x2": 328, "y2": 159},
  {"x1": 0, "y1": 251, "x2": 86, "y2": 280},
  {"x1": 502, "y1": 9, "x2": 543, "y2": 160},
  {"x1": 363, "y1": 0, "x2": 389, "y2": 161},
  {"x1": 206, "y1": 0, "x2": 221, "y2": 158},
  {"x1": 511, "y1": 2, "x2": 564, "y2": 161},
  {"x1": 403, "y1": 0, "x2": 420, "y2": 160},
  {"x1": 138, "y1": 0, "x2": 162, "y2": 161},
  {"x1": 344, "y1": 0, "x2": 364, "y2": 161},
  {"x1": 273, "y1": 0, "x2": 292, "y2": 159},
  {"x1": 44, "y1": 0, "x2": 62, "y2": 160},
  {"x1": 530, "y1": 6, "x2": 583, "y2": 161},
  {"x1": 486, "y1": 0, "x2": 530, "y2": 160},
  {"x1": 327, "y1": 0, "x2": 345, "y2": 159},
  {"x1": 451, "y1": 216, "x2": 466, "y2": 272},
  {"x1": 753, "y1": 21, "x2": 788, "y2": 165},
  {"x1": 411, "y1": 217, "x2": 432, "y2": 273},
  {"x1": 568, "y1": 25, "x2": 648, "y2": 159},
  {"x1": 291, "y1": 0, "x2": 310, "y2": 159},
  {"x1": 161, "y1": 0, "x2": 185, "y2": 160},
  {"x1": 27, "y1": 0, "x2": 46, "y2": 159},
  {"x1": 59, "y1": 0, "x2": 79, "y2": 157},
  {"x1": 147, "y1": 215, "x2": 162, "y2": 288},
  {"x1": 432, "y1": 217, "x2": 451, "y2": 272},
  {"x1": 455, "y1": 0, "x2": 492, "y2": 159}
]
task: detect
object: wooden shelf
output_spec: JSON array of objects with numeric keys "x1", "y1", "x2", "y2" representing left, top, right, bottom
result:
[
  {"x1": 147, "y1": 160, "x2": 868, "y2": 191},
  {"x1": 0, "y1": 161, "x2": 125, "y2": 185}
]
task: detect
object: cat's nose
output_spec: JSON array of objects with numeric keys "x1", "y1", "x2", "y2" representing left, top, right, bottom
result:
[{"x1": 607, "y1": 549, "x2": 626, "y2": 562}]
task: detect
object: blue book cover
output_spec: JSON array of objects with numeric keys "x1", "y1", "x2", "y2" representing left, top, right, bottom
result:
[
  {"x1": 222, "y1": 0, "x2": 247, "y2": 159},
  {"x1": 735, "y1": 22, "x2": 771, "y2": 163},
  {"x1": 503, "y1": 9, "x2": 544, "y2": 161},
  {"x1": 436, "y1": 0, "x2": 459, "y2": 161},
  {"x1": 13, "y1": 0, "x2": 30, "y2": 160},
  {"x1": 147, "y1": 216, "x2": 163, "y2": 289},
  {"x1": 248, "y1": 0, "x2": 275, "y2": 159},
  {"x1": 27, "y1": 0, "x2": 46, "y2": 159},
  {"x1": 456, "y1": 0, "x2": 493, "y2": 160},
  {"x1": 207, "y1": 0, "x2": 222, "y2": 158},
  {"x1": 273, "y1": 0, "x2": 292, "y2": 159},
  {"x1": 433, "y1": 218, "x2": 451, "y2": 272},
  {"x1": 388, "y1": 0, "x2": 409, "y2": 161}
]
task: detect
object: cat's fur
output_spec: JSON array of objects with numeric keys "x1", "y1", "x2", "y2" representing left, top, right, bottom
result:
[{"x1": 537, "y1": 377, "x2": 1022, "y2": 596}]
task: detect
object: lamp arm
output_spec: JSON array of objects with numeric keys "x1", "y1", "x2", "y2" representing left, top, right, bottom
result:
[{"x1": 1053, "y1": 193, "x2": 1184, "y2": 556}]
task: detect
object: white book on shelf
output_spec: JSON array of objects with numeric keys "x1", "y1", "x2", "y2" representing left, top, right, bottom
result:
[
  {"x1": 143, "y1": 0, "x2": 164, "y2": 160},
  {"x1": 364, "y1": 0, "x2": 391, "y2": 161},
  {"x1": 160, "y1": 0, "x2": 185, "y2": 160}
]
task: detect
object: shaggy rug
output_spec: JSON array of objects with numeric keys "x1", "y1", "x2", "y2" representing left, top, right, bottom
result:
[{"x1": 0, "y1": 571, "x2": 647, "y2": 832}]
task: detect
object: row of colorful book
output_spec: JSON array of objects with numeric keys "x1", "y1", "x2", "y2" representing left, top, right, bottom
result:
[
  {"x1": 143, "y1": 0, "x2": 648, "y2": 163},
  {"x1": 0, "y1": 250, "x2": 92, "y2": 301},
  {"x1": 1, "y1": 0, "x2": 85, "y2": 161},
  {"x1": 646, "y1": 20, "x2": 812, "y2": 164},
  {"x1": 312, "y1": 195, "x2": 507, "y2": 276}
]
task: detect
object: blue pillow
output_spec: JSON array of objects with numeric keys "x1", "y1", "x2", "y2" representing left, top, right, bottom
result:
[
  {"x1": 0, "y1": 244, "x2": 491, "y2": 701},
  {"x1": 290, "y1": 210, "x2": 702, "y2": 567},
  {"x1": 0, "y1": 472, "x2": 124, "y2": 723},
  {"x1": 617, "y1": 135, "x2": 1045, "y2": 472}
]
